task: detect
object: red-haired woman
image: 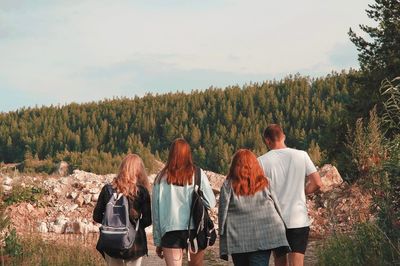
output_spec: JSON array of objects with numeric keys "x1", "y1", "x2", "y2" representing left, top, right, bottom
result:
[
  {"x1": 219, "y1": 149, "x2": 289, "y2": 266},
  {"x1": 152, "y1": 138, "x2": 216, "y2": 266},
  {"x1": 93, "y1": 154, "x2": 152, "y2": 266}
]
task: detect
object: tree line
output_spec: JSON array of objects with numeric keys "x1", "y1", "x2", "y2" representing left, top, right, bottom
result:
[{"x1": 0, "y1": 71, "x2": 357, "y2": 174}]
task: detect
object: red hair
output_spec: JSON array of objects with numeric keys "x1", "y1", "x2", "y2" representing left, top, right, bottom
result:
[
  {"x1": 160, "y1": 138, "x2": 194, "y2": 186},
  {"x1": 227, "y1": 149, "x2": 268, "y2": 196}
]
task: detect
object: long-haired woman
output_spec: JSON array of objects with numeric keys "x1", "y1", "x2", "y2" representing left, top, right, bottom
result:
[
  {"x1": 152, "y1": 138, "x2": 216, "y2": 266},
  {"x1": 93, "y1": 154, "x2": 152, "y2": 266},
  {"x1": 219, "y1": 149, "x2": 289, "y2": 266}
]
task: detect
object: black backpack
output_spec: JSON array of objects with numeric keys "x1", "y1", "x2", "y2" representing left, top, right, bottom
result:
[
  {"x1": 97, "y1": 185, "x2": 140, "y2": 259},
  {"x1": 187, "y1": 167, "x2": 217, "y2": 255}
]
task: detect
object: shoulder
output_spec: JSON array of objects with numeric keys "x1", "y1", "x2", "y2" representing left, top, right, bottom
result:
[
  {"x1": 101, "y1": 183, "x2": 113, "y2": 194},
  {"x1": 258, "y1": 152, "x2": 271, "y2": 161},
  {"x1": 137, "y1": 185, "x2": 150, "y2": 198},
  {"x1": 286, "y1": 148, "x2": 307, "y2": 157}
]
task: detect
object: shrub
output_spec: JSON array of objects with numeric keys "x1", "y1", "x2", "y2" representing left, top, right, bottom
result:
[
  {"x1": 317, "y1": 223, "x2": 400, "y2": 266},
  {"x1": 344, "y1": 107, "x2": 386, "y2": 184},
  {"x1": 4, "y1": 229, "x2": 22, "y2": 258},
  {"x1": 3, "y1": 184, "x2": 44, "y2": 206},
  {"x1": 307, "y1": 140, "x2": 326, "y2": 167}
]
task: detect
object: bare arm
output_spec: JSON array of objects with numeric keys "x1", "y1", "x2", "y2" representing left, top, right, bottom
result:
[{"x1": 305, "y1": 171, "x2": 323, "y2": 195}]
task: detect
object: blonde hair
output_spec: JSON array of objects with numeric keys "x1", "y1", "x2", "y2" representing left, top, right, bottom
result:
[{"x1": 112, "y1": 154, "x2": 150, "y2": 197}]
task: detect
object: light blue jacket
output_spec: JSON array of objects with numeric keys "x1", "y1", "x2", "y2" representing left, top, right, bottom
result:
[{"x1": 152, "y1": 169, "x2": 216, "y2": 247}]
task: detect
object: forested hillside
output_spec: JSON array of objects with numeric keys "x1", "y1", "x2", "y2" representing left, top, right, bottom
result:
[{"x1": 0, "y1": 71, "x2": 358, "y2": 173}]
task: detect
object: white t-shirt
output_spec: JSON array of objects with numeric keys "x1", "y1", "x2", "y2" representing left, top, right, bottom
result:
[{"x1": 258, "y1": 148, "x2": 317, "y2": 229}]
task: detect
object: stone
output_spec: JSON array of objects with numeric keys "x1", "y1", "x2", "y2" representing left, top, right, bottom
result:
[
  {"x1": 318, "y1": 164, "x2": 343, "y2": 192},
  {"x1": 69, "y1": 191, "x2": 78, "y2": 200},
  {"x1": 55, "y1": 215, "x2": 69, "y2": 225},
  {"x1": 3, "y1": 176, "x2": 12, "y2": 186},
  {"x1": 64, "y1": 222, "x2": 74, "y2": 234},
  {"x1": 2, "y1": 185, "x2": 12, "y2": 192},
  {"x1": 53, "y1": 187, "x2": 62, "y2": 196},
  {"x1": 26, "y1": 203, "x2": 34, "y2": 212},
  {"x1": 89, "y1": 187, "x2": 100, "y2": 194},
  {"x1": 38, "y1": 222, "x2": 48, "y2": 233},
  {"x1": 60, "y1": 177, "x2": 69, "y2": 185},
  {"x1": 75, "y1": 194, "x2": 84, "y2": 207},
  {"x1": 68, "y1": 204, "x2": 79, "y2": 212},
  {"x1": 83, "y1": 194, "x2": 92, "y2": 205},
  {"x1": 55, "y1": 161, "x2": 70, "y2": 176},
  {"x1": 92, "y1": 193, "x2": 100, "y2": 202},
  {"x1": 49, "y1": 222, "x2": 65, "y2": 234}
]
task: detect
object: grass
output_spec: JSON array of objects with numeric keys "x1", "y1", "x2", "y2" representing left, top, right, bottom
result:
[
  {"x1": 3, "y1": 233, "x2": 104, "y2": 266},
  {"x1": 317, "y1": 222, "x2": 400, "y2": 266}
]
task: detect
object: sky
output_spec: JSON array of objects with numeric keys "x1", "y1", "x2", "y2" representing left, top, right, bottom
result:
[{"x1": 0, "y1": 0, "x2": 372, "y2": 112}]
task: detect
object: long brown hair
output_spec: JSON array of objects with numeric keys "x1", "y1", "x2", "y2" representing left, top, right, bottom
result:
[
  {"x1": 159, "y1": 138, "x2": 194, "y2": 186},
  {"x1": 112, "y1": 154, "x2": 150, "y2": 197},
  {"x1": 227, "y1": 149, "x2": 268, "y2": 196}
]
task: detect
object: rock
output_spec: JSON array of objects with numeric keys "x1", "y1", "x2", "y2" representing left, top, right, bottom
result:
[
  {"x1": 26, "y1": 203, "x2": 34, "y2": 212},
  {"x1": 3, "y1": 176, "x2": 12, "y2": 186},
  {"x1": 64, "y1": 222, "x2": 74, "y2": 234},
  {"x1": 49, "y1": 222, "x2": 65, "y2": 234},
  {"x1": 68, "y1": 204, "x2": 79, "y2": 212},
  {"x1": 89, "y1": 187, "x2": 100, "y2": 194},
  {"x1": 68, "y1": 191, "x2": 78, "y2": 200},
  {"x1": 53, "y1": 187, "x2": 62, "y2": 196},
  {"x1": 55, "y1": 161, "x2": 70, "y2": 176},
  {"x1": 2, "y1": 184, "x2": 12, "y2": 192},
  {"x1": 204, "y1": 171, "x2": 225, "y2": 193},
  {"x1": 318, "y1": 164, "x2": 343, "y2": 192},
  {"x1": 38, "y1": 222, "x2": 48, "y2": 233},
  {"x1": 75, "y1": 194, "x2": 84, "y2": 207},
  {"x1": 55, "y1": 215, "x2": 69, "y2": 225},
  {"x1": 92, "y1": 193, "x2": 100, "y2": 202},
  {"x1": 60, "y1": 177, "x2": 69, "y2": 185},
  {"x1": 83, "y1": 194, "x2": 92, "y2": 205}
]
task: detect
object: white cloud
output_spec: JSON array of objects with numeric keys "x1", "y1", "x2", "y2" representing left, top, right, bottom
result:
[{"x1": 0, "y1": 0, "x2": 372, "y2": 111}]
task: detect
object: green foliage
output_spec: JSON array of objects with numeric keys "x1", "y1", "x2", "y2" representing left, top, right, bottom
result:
[
  {"x1": 3, "y1": 184, "x2": 44, "y2": 206},
  {"x1": 319, "y1": 79, "x2": 400, "y2": 266},
  {"x1": 348, "y1": 0, "x2": 400, "y2": 118},
  {"x1": 0, "y1": 72, "x2": 353, "y2": 174},
  {"x1": 381, "y1": 77, "x2": 400, "y2": 134},
  {"x1": 4, "y1": 229, "x2": 22, "y2": 258},
  {"x1": 0, "y1": 186, "x2": 10, "y2": 233},
  {"x1": 344, "y1": 107, "x2": 386, "y2": 183},
  {"x1": 375, "y1": 78, "x2": 400, "y2": 241},
  {"x1": 317, "y1": 223, "x2": 400, "y2": 266},
  {"x1": 21, "y1": 152, "x2": 55, "y2": 174},
  {"x1": 6, "y1": 234, "x2": 103, "y2": 266},
  {"x1": 307, "y1": 140, "x2": 326, "y2": 167}
]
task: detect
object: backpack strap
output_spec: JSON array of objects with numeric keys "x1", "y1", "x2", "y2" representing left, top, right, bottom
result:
[
  {"x1": 187, "y1": 166, "x2": 201, "y2": 260},
  {"x1": 194, "y1": 166, "x2": 201, "y2": 192},
  {"x1": 106, "y1": 184, "x2": 123, "y2": 200}
]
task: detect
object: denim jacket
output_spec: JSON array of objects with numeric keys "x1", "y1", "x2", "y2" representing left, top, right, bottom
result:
[{"x1": 152, "y1": 169, "x2": 216, "y2": 246}]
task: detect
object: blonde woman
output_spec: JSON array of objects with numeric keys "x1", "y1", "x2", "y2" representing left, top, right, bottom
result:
[{"x1": 93, "y1": 154, "x2": 152, "y2": 266}]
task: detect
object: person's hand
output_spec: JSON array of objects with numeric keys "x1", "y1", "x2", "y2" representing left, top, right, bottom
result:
[{"x1": 156, "y1": 246, "x2": 164, "y2": 259}]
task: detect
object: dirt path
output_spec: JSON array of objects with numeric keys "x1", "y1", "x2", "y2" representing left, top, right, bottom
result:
[{"x1": 142, "y1": 236, "x2": 321, "y2": 266}]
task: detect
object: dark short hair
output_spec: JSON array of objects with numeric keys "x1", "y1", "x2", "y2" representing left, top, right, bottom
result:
[{"x1": 263, "y1": 124, "x2": 284, "y2": 141}]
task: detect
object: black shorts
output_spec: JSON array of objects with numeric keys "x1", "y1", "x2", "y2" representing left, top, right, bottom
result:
[
  {"x1": 161, "y1": 230, "x2": 195, "y2": 249},
  {"x1": 285, "y1": 226, "x2": 310, "y2": 254}
]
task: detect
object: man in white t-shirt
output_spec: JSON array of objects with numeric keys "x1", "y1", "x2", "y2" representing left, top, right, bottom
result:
[{"x1": 258, "y1": 124, "x2": 322, "y2": 266}]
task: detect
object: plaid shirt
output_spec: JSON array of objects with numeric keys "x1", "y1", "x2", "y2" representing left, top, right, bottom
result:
[{"x1": 218, "y1": 180, "x2": 289, "y2": 260}]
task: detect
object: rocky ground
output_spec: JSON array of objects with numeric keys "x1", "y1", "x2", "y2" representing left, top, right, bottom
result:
[{"x1": 0, "y1": 163, "x2": 374, "y2": 265}]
